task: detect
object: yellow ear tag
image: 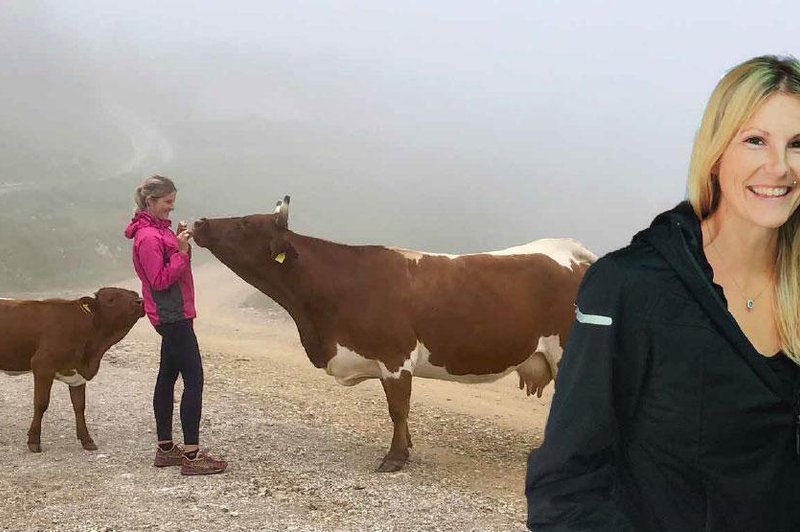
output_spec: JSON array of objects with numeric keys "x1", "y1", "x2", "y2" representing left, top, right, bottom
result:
[
  {"x1": 274, "y1": 252, "x2": 286, "y2": 264},
  {"x1": 80, "y1": 303, "x2": 92, "y2": 314}
]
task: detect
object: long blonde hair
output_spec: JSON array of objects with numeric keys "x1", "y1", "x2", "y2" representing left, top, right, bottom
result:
[
  {"x1": 687, "y1": 55, "x2": 800, "y2": 364},
  {"x1": 134, "y1": 175, "x2": 177, "y2": 213}
]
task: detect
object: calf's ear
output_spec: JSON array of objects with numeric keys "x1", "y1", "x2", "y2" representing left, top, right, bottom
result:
[{"x1": 78, "y1": 296, "x2": 96, "y2": 314}]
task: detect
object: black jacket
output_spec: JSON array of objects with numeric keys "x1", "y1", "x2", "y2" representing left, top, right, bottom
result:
[{"x1": 525, "y1": 202, "x2": 800, "y2": 531}]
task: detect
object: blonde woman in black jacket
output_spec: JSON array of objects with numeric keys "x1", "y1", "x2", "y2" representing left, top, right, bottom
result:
[{"x1": 526, "y1": 55, "x2": 800, "y2": 531}]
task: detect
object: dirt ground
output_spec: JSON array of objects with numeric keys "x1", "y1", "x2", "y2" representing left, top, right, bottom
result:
[{"x1": 1, "y1": 263, "x2": 554, "y2": 531}]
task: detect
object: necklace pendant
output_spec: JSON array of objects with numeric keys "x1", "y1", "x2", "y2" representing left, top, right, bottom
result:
[{"x1": 746, "y1": 299, "x2": 754, "y2": 311}]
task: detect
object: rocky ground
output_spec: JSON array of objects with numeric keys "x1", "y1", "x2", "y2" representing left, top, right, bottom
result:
[{"x1": 0, "y1": 265, "x2": 553, "y2": 531}]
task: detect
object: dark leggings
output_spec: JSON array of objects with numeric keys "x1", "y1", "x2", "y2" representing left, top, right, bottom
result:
[{"x1": 153, "y1": 319, "x2": 204, "y2": 445}]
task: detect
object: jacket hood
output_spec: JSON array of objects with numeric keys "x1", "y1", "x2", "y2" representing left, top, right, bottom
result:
[
  {"x1": 125, "y1": 211, "x2": 171, "y2": 239},
  {"x1": 633, "y1": 200, "x2": 717, "y2": 293}
]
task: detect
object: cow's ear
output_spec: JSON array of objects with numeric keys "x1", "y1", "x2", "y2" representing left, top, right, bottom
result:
[
  {"x1": 275, "y1": 195, "x2": 290, "y2": 230},
  {"x1": 284, "y1": 242, "x2": 299, "y2": 261},
  {"x1": 78, "y1": 296, "x2": 96, "y2": 315},
  {"x1": 272, "y1": 242, "x2": 298, "y2": 264}
]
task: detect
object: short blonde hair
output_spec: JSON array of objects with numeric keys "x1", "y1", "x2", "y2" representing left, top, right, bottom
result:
[
  {"x1": 134, "y1": 175, "x2": 177, "y2": 213},
  {"x1": 687, "y1": 55, "x2": 800, "y2": 364}
]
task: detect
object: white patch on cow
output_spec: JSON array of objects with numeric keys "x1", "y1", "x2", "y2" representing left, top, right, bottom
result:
[
  {"x1": 2, "y1": 369, "x2": 89, "y2": 387},
  {"x1": 55, "y1": 371, "x2": 87, "y2": 387},
  {"x1": 377, "y1": 354, "x2": 416, "y2": 380},
  {"x1": 325, "y1": 345, "x2": 418, "y2": 385},
  {"x1": 487, "y1": 239, "x2": 596, "y2": 270},
  {"x1": 389, "y1": 247, "x2": 457, "y2": 264},
  {"x1": 389, "y1": 238, "x2": 595, "y2": 270},
  {"x1": 326, "y1": 345, "x2": 384, "y2": 386}
]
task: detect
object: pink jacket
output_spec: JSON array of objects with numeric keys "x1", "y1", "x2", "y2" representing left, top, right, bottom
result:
[{"x1": 124, "y1": 211, "x2": 196, "y2": 326}]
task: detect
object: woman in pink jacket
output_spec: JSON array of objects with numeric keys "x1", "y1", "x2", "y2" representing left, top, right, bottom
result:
[{"x1": 125, "y1": 175, "x2": 226, "y2": 476}]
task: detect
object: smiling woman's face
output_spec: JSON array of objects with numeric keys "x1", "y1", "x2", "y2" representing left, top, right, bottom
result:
[
  {"x1": 146, "y1": 191, "x2": 176, "y2": 220},
  {"x1": 715, "y1": 92, "x2": 800, "y2": 229}
]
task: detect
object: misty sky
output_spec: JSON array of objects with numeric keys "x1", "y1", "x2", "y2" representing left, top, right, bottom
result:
[{"x1": 1, "y1": 1, "x2": 798, "y2": 257}]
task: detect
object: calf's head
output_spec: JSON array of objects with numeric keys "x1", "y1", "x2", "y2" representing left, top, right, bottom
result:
[
  {"x1": 192, "y1": 195, "x2": 296, "y2": 276},
  {"x1": 85, "y1": 287, "x2": 145, "y2": 330}
]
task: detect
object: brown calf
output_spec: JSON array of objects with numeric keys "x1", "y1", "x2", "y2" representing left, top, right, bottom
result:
[{"x1": 0, "y1": 288, "x2": 144, "y2": 452}]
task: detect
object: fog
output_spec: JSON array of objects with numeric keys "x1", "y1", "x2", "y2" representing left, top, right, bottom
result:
[{"x1": 0, "y1": 1, "x2": 797, "y2": 290}]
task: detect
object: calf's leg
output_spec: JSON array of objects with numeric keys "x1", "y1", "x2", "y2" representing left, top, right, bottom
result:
[
  {"x1": 69, "y1": 384, "x2": 97, "y2": 450},
  {"x1": 378, "y1": 370, "x2": 412, "y2": 472},
  {"x1": 27, "y1": 370, "x2": 55, "y2": 453}
]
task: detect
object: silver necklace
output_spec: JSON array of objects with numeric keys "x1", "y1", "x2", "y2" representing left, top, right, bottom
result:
[{"x1": 710, "y1": 241, "x2": 774, "y2": 312}]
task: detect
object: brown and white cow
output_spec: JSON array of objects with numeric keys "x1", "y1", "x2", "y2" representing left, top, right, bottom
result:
[
  {"x1": 192, "y1": 197, "x2": 595, "y2": 471},
  {"x1": 0, "y1": 288, "x2": 144, "y2": 452}
]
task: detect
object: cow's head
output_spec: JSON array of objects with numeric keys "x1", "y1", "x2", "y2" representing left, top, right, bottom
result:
[
  {"x1": 85, "y1": 287, "x2": 145, "y2": 328},
  {"x1": 192, "y1": 195, "x2": 297, "y2": 275}
]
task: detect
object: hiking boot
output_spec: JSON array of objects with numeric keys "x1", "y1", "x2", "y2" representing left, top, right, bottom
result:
[
  {"x1": 153, "y1": 443, "x2": 185, "y2": 467},
  {"x1": 181, "y1": 451, "x2": 228, "y2": 476}
]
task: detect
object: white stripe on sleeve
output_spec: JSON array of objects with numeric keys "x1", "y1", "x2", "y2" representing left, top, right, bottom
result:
[{"x1": 575, "y1": 307, "x2": 613, "y2": 326}]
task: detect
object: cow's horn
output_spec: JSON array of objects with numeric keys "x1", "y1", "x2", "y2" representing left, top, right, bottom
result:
[{"x1": 276, "y1": 195, "x2": 290, "y2": 229}]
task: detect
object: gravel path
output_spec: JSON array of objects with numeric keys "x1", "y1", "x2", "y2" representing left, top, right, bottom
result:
[{"x1": 1, "y1": 265, "x2": 551, "y2": 531}]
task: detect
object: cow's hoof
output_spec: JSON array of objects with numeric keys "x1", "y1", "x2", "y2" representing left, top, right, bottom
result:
[
  {"x1": 81, "y1": 440, "x2": 98, "y2": 451},
  {"x1": 27, "y1": 443, "x2": 41, "y2": 453},
  {"x1": 376, "y1": 456, "x2": 407, "y2": 473}
]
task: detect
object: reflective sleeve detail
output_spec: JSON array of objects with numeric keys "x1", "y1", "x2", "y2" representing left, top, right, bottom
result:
[{"x1": 575, "y1": 307, "x2": 613, "y2": 326}]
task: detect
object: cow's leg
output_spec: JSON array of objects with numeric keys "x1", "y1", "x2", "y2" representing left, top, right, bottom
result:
[
  {"x1": 69, "y1": 384, "x2": 97, "y2": 450},
  {"x1": 27, "y1": 369, "x2": 55, "y2": 453},
  {"x1": 378, "y1": 371, "x2": 412, "y2": 472}
]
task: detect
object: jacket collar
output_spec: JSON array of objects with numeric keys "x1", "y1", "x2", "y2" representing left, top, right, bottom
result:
[
  {"x1": 636, "y1": 201, "x2": 786, "y2": 400},
  {"x1": 124, "y1": 210, "x2": 172, "y2": 239},
  {"x1": 134, "y1": 210, "x2": 171, "y2": 229}
]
